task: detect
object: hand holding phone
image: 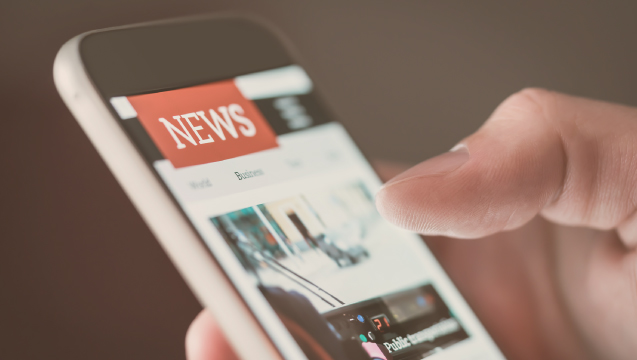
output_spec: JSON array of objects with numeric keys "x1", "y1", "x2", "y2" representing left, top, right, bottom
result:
[{"x1": 185, "y1": 87, "x2": 637, "y2": 360}]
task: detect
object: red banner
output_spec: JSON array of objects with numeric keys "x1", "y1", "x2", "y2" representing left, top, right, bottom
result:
[{"x1": 128, "y1": 80, "x2": 278, "y2": 168}]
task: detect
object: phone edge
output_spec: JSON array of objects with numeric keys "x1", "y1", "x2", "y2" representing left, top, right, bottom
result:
[{"x1": 53, "y1": 32, "x2": 307, "y2": 360}]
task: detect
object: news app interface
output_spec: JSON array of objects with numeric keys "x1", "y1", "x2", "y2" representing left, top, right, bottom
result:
[{"x1": 111, "y1": 66, "x2": 504, "y2": 360}]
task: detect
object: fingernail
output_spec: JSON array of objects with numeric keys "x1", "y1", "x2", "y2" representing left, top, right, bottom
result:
[{"x1": 383, "y1": 144, "x2": 470, "y2": 187}]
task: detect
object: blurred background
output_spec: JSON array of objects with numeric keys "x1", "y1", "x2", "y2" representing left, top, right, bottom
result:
[{"x1": 2, "y1": 1, "x2": 637, "y2": 359}]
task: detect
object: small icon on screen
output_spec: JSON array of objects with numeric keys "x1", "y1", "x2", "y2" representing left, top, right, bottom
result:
[{"x1": 370, "y1": 314, "x2": 391, "y2": 332}]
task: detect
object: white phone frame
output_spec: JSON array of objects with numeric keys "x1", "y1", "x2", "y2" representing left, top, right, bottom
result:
[{"x1": 53, "y1": 29, "x2": 309, "y2": 360}]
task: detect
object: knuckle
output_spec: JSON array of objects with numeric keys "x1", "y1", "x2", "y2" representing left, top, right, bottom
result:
[
  {"x1": 488, "y1": 88, "x2": 565, "y2": 139},
  {"x1": 515, "y1": 87, "x2": 553, "y2": 102},
  {"x1": 499, "y1": 87, "x2": 556, "y2": 118}
]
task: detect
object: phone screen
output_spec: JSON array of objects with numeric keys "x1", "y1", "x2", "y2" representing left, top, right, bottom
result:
[{"x1": 109, "y1": 65, "x2": 504, "y2": 360}]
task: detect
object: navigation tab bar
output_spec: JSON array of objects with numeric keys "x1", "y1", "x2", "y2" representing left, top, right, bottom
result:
[{"x1": 154, "y1": 123, "x2": 365, "y2": 203}]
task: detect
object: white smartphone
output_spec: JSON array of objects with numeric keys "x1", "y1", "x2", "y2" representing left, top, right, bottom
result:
[{"x1": 54, "y1": 15, "x2": 505, "y2": 360}]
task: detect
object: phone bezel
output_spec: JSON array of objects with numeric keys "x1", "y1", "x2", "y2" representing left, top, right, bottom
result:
[{"x1": 80, "y1": 16, "x2": 295, "y2": 99}]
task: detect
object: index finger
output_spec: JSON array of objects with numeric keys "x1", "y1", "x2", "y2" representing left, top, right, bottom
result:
[{"x1": 376, "y1": 89, "x2": 637, "y2": 247}]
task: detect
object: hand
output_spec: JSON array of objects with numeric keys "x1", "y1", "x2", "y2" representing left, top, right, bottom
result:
[
  {"x1": 186, "y1": 89, "x2": 637, "y2": 360},
  {"x1": 376, "y1": 89, "x2": 637, "y2": 360}
]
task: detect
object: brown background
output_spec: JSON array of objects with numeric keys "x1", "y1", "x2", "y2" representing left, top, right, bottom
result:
[{"x1": 2, "y1": 1, "x2": 637, "y2": 359}]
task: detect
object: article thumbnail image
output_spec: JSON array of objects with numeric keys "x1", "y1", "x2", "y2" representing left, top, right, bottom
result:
[
  {"x1": 210, "y1": 181, "x2": 378, "y2": 309},
  {"x1": 209, "y1": 180, "x2": 434, "y2": 310}
]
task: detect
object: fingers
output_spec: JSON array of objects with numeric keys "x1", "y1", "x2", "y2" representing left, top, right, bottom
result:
[
  {"x1": 186, "y1": 309, "x2": 238, "y2": 360},
  {"x1": 376, "y1": 88, "x2": 637, "y2": 245}
]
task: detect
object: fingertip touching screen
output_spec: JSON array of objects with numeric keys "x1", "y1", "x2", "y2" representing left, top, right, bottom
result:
[{"x1": 110, "y1": 65, "x2": 505, "y2": 360}]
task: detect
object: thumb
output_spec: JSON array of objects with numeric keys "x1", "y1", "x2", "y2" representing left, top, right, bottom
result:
[
  {"x1": 376, "y1": 88, "x2": 637, "y2": 246},
  {"x1": 186, "y1": 309, "x2": 238, "y2": 360}
]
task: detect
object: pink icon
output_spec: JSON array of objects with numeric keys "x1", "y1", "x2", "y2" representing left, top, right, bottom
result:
[{"x1": 361, "y1": 342, "x2": 393, "y2": 360}]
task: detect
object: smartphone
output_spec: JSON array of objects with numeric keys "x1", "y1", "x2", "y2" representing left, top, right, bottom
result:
[{"x1": 54, "y1": 15, "x2": 505, "y2": 360}]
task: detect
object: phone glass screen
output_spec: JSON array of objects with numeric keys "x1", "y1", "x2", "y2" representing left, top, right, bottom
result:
[{"x1": 109, "y1": 65, "x2": 504, "y2": 360}]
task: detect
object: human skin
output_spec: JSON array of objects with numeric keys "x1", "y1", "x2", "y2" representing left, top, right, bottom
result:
[{"x1": 186, "y1": 89, "x2": 637, "y2": 360}]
